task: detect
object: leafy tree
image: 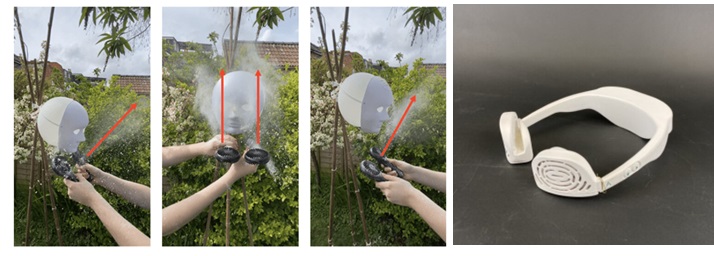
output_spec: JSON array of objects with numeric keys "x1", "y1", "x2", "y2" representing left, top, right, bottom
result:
[
  {"x1": 351, "y1": 52, "x2": 366, "y2": 73},
  {"x1": 395, "y1": 52, "x2": 404, "y2": 66},
  {"x1": 207, "y1": 31, "x2": 218, "y2": 55},
  {"x1": 93, "y1": 67, "x2": 101, "y2": 78},
  {"x1": 403, "y1": 7, "x2": 444, "y2": 46},
  {"x1": 79, "y1": 7, "x2": 150, "y2": 71},
  {"x1": 248, "y1": 7, "x2": 285, "y2": 41}
]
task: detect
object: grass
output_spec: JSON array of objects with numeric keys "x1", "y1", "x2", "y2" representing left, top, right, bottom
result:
[
  {"x1": 14, "y1": 183, "x2": 65, "y2": 246},
  {"x1": 310, "y1": 168, "x2": 393, "y2": 246}
]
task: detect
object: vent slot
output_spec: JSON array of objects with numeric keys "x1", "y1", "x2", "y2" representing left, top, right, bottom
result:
[{"x1": 535, "y1": 160, "x2": 590, "y2": 193}]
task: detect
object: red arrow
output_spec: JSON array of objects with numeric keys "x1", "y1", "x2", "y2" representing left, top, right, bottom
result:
[
  {"x1": 255, "y1": 70, "x2": 262, "y2": 144},
  {"x1": 381, "y1": 95, "x2": 416, "y2": 156},
  {"x1": 220, "y1": 69, "x2": 225, "y2": 143},
  {"x1": 86, "y1": 103, "x2": 137, "y2": 157}
]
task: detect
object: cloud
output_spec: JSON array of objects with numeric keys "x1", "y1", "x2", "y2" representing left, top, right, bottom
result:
[
  {"x1": 311, "y1": 7, "x2": 446, "y2": 66},
  {"x1": 13, "y1": 7, "x2": 150, "y2": 77}
]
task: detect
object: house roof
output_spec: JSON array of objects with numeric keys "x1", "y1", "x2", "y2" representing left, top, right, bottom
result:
[
  {"x1": 422, "y1": 63, "x2": 446, "y2": 78},
  {"x1": 225, "y1": 40, "x2": 299, "y2": 68},
  {"x1": 310, "y1": 43, "x2": 322, "y2": 58},
  {"x1": 14, "y1": 55, "x2": 22, "y2": 69},
  {"x1": 114, "y1": 75, "x2": 150, "y2": 96}
]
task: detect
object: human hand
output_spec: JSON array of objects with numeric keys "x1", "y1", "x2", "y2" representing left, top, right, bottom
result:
[
  {"x1": 227, "y1": 149, "x2": 258, "y2": 179},
  {"x1": 202, "y1": 134, "x2": 239, "y2": 156},
  {"x1": 76, "y1": 163, "x2": 105, "y2": 184},
  {"x1": 375, "y1": 174, "x2": 420, "y2": 208},
  {"x1": 383, "y1": 158, "x2": 415, "y2": 181},
  {"x1": 64, "y1": 174, "x2": 102, "y2": 208}
]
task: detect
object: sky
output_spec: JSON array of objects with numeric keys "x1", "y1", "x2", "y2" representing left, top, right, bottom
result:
[
  {"x1": 13, "y1": 7, "x2": 150, "y2": 77},
  {"x1": 311, "y1": 7, "x2": 447, "y2": 66},
  {"x1": 163, "y1": 7, "x2": 299, "y2": 54}
]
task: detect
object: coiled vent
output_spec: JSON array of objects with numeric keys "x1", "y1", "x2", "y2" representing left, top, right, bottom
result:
[{"x1": 534, "y1": 160, "x2": 592, "y2": 192}]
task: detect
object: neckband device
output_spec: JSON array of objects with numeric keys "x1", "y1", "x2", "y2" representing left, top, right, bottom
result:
[{"x1": 499, "y1": 87, "x2": 672, "y2": 197}]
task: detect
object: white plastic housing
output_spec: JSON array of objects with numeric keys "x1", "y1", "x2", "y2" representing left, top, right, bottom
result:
[
  {"x1": 499, "y1": 112, "x2": 533, "y2": 164},
  {"x1": 500, "y1": 86, "x2": 673, "y2": 197},
  {"x1": 532, "y1": 147, "x2": 601, "y2": 197}
]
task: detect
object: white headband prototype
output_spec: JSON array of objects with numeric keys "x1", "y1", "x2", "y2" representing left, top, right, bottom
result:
[{"x1": 499, "y1": 87, "x2": 672, "y2": 197}]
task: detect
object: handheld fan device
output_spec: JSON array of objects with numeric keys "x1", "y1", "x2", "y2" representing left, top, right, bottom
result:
[
  {"x1": 244, "y1": 148, "x2": 270, "y2": 165},
  {"x1": 51, "y1": 151, "x2": 94, "y2": 182},
  {"x1": 499, "y1": 87, "x2": 672, "y2": 197},
  {"x1": 215, "y1": 147, "x2": 270, "y2": 165},
  {"x1": 51, "y1": 156, "x2": 78, "y2": 182},
  {"x1": 215, "y1": 147, "x2": 241, "y2": 163},
  {"x1": 369, "y1": 147, "x2": 404, "y2": 178},
  {"x1": 360, "y1": 160, "x2": 387, "y2": 182}
]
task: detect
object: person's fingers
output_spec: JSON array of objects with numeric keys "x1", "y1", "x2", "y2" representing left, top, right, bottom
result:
[
  {"x1": 375, "y1": 182, "x2": 387, "y2": 190},
  {"x1": 382, "y1": 174, "x2": 399, "y2": 181},
  {"x1": 63, "y1": 177, "x2": 72, "y2": 187},
  {"x1": 387, "y1": 158, "x2": 402, "y2": 167},
  {"x1": 76, "y1": 173, "x2": 86, "y2": 182},
  {"x1": 384, "y1": 170, "x2": 398, "y2": 177},
  {"x1": 224, "y1": 134, "x2": 237, "y2": 142},
  {"x1": 224, "y1": 138, "x2": 238, "y2": 149}
]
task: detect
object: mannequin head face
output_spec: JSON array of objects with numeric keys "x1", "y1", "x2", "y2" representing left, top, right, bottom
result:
[
  {"x1": 337, "y1": 73, "x2": 394, "y2": 133},
  {"x1": 37, "y1": 97, "x2": 89, "y2": 153},
  {"x1": 212, "y1": 71, "x2": 265, "y2": 134}
]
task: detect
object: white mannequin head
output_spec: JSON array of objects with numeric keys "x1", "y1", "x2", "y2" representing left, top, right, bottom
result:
[
  {"x1": 37, "y1": 97, "x2": 89, "y2": 153},
  {"x1": 212, "y1": 71, "x2": 265, "y2": 134},
  {"x1": 337, "y1": 73, "x2": 394, "y2": 133}
]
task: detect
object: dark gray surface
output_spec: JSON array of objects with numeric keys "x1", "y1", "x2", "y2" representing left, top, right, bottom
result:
[{"x1": 453, "y1": 5, "x2": 714, "y2": 245}]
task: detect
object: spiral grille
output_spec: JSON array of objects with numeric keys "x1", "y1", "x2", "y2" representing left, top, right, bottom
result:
[{"x1": 534, "y1": 160, "x2": 592, "y2": 192}]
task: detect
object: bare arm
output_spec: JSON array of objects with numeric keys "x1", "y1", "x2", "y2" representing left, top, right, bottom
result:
[
  {"x1": 375, "y1": 175, "x2": 446, "y2": 241},
  {"x1": 162, "y1": 135, "x2": 238, "y2": 167},
  {"x1": 407, "y1": 188, "x2": 446, "y2": 241},
  {"x1": 162, "y1": 143, "x2": 209, "y2": 167},
  {"x1": 64, "y1": 175, "x2": 150, "y2": 246},
  {"x1": 78, "y1": 164, "x2": 150, "y2": 209},
  {"x1": 162, "y1": 156, "x2": 257, "y2": 236},
  {"x1": 386, "y1": 159, "x2": 446, "y2": 192}
]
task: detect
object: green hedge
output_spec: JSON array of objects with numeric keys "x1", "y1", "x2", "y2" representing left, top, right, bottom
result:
[
  {"x1": 14, "y1": 72, "x2": 151, "y2": 246},
  {"x1": 311, "y1": 58, "x2": 446, "y2": 246},
  {"x1": 161, "y1": 40, "x2": 299, "y2": 245}
]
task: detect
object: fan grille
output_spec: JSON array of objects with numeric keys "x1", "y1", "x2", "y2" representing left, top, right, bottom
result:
[{"x1": 534, "y1": 160, "x2": 592, "y2": 192}]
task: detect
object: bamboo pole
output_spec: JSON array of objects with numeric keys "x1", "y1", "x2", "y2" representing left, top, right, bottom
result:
[
  {"x1": 316, "y1": 7, "x2": 336, "y2": 81},
  {"x1": 39, "y1": 140, "x2": 63, "y2": 245},
  {"x1": 23, "y1": 7, "x2": 61, "y2": 245},
  {"x1": 327, "y1": 100, "x2": 339, "y2": 246},
  {"x1": 37, "y1": 8, "x2": 54, "y2": 101},
  {"x1": 202, "y1": 160, "x2": 221, "y2": 245},
  {"x1": 39, "y1": 160, "x2": 50, "y2": 242},
  {"x1": 14, "y1": 8, "x2": 35, "y2": 104},
  {"x1": 337, "y1": 8, "x2": 350, "y2": 81},
  {"x1": 225, "y1": 186, "x2": 230, "y2": 246},
  {"x1": 241, "y1": 178, "x2": 253, "y2": 245},
  {"x1": 17, "y1": 7, "x2": 39, "y2": 245},
  {"x1": 311, "y1": 149, "x2": 321, "y2": 191},
  {"x1": 23, "y1": 131, "x2": 38, "y2": 245},
  {"x1": 340, "y1": 118, "x2": 357, "y2": 245},
  {"x1": 341, "y1": 116, "x2": 370, "y2": 245}
]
